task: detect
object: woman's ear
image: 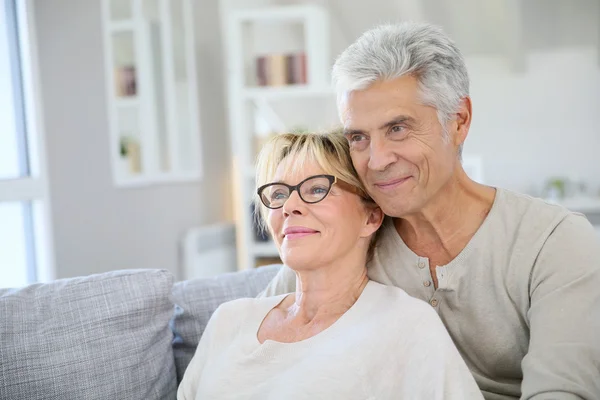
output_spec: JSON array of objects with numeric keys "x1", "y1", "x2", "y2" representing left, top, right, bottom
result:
[{"x1": 361, "y1": 204, "x2": 384, "y2": 238}]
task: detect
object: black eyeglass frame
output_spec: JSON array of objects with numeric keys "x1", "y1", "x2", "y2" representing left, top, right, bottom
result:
[{"x1": 257, "y1": 174, "x2": 359, "y2": 209}]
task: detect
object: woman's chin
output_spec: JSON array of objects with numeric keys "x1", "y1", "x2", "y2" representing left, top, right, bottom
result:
[{"x1": 280, "y1": 248, "x2": 315, "y2": 271}]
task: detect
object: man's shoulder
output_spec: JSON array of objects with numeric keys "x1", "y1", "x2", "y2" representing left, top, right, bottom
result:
[
  {"x1": 485, "y1": 189, "x2": 599, "y2": 277},
  {"x1": 495, "y1": 188, "x2": 572, "y2": 224},
  {"x1": 483, "y1": 188, "x2": 580, "y2": 249}
]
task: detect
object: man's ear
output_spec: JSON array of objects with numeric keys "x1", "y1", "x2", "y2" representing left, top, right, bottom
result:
[
  {"x1": 362, "y1": 205, "x2": 384, "y2": 238},
  {"x1": 453, "y1": 96, "x2": 472, "y2": 147}
]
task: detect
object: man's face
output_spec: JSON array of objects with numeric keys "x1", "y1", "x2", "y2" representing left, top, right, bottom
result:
[{"x1": 340, "y1": 75, "x2": 460, "y2": 217}]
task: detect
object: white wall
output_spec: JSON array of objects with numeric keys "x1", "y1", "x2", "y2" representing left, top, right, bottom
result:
[
  {"x1": 465, "y1": 48, "x2": 600, "y2": 195},
  {"x1": 33, "y1": 0, "x2": 231, "y2": 280},
  {"x1": 266, "y1": 0, "x2": 600, "y2": 197},
  {"x1": 31, "y1": 0, "x2": 599, "y2": 280}
]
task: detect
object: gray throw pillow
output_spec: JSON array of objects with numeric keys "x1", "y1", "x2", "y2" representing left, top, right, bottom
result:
[
  {"x1": 0, "y1": 269, "x2": 177, "y2": 400},
  {"x1": 171, "y1": 264, "x2": 281, "y2": 382}
]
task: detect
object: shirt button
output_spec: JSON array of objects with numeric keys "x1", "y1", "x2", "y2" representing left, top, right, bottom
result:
[
  {"x1": 418, "y1": 261, "x2": 425, "y2": 269},
  {"x1": 430, "y1": 298, "x2": 439, "y2": 307},
  {"x1": 423, "y1": 280, "x2": 431, "y2": 287}
]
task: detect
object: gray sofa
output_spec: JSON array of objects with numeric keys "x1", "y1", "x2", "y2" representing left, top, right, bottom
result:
[{"x1": 0, "y1": 265, "x2": 281, "y2": 399}]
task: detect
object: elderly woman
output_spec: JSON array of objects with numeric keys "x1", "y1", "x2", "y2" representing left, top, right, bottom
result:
[{"x1": 178, "y1": 132, "x2": 482, "y2": 400}]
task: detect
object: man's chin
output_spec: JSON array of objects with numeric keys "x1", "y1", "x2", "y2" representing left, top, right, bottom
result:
[{"x1": 374, "y1": 198, "x2": 416, "y2": 218}]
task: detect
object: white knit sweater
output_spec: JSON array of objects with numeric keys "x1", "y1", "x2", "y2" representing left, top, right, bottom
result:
[{"x1": 178, "y1": 280, "x2": 482, "y2": 400}]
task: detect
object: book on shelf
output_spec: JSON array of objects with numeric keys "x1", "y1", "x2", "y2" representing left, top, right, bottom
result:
[
  {"x1": 270, "y1": 54, "x2": 287, "y2": 86},
  {"x1": 255, "y1": 52, "x2": 307, "y2": 87},
  {"x1": 114, "y1": 65, "x2": 137, "y2": 97}
]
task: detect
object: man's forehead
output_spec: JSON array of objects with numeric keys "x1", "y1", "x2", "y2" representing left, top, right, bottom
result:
[
  {"x1": 341, "y1": 104, "x2": 418, "y2": 132},
  {"x1": 339, "y1": 78, "x2": 421, "y2": 127}
]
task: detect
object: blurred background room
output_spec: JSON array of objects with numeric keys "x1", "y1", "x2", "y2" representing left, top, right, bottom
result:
[{"x1": 1, "y1": 0, "x2": 599, "y2": 288}]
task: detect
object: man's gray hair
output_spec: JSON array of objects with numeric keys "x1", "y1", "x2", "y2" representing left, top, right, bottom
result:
[{"x1": 332, "y1": 22, "x2": 470, "y2": 155}]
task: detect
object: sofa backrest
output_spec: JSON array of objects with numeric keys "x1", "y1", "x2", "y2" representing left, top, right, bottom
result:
[
  {"x1": 0, "y1": 269, "x2": 177, "y2": 400},
  {"x1": 170, "y1": 264, "x2": 281, "y2": 382}
]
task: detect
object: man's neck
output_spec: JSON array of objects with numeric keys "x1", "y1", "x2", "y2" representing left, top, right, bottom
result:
[{"x1": 396, "y1": 167, "x2": 496, "y2": 267}]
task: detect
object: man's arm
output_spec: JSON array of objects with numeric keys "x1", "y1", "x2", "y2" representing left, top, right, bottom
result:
[
  {"x1": 257, "y1": 264, "x2": 297, "y2": 298},
  {"x1": 522, "y1": 213, "x2": 600, "y2": 400}
]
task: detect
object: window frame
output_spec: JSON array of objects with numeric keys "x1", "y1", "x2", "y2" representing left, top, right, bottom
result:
[{"x1": 0, "y1": 0, "x2": 55, "y2": 283}]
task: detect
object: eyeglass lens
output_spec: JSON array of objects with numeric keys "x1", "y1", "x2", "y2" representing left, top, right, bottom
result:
[{"x1": 261, "y1": 176, "x2": 332, "y2": 208}]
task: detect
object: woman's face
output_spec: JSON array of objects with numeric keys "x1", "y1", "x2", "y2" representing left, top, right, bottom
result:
[{"x1": 267, "y1": 159, "x2": 382, "y2": 270}]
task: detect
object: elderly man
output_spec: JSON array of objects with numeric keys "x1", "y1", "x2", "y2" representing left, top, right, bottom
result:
[{"x1": 260, "y1": 22, "x2": 600, "y2": 399}]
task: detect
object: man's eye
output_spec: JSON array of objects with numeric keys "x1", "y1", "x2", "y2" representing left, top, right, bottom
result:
[
  {"x1": 350, "y1": 134, "x2": 367, "y2": 142},
  {"x1": 391, "y1": 125, "x2": 404, "y2": 133}
]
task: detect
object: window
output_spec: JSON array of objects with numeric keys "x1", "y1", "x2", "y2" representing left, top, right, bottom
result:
[{"x1": 0, "y1": 0, "x2": 54, "y2": 288}]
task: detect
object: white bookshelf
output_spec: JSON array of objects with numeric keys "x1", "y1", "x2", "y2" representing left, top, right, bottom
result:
[
  {"x1": 101, "y1": 0, "x2": 202, "y2": 188},
  {"x1": 222, "y1": 3, "x2": 337, "y2": 270},
  {"x1": 243, "y1": 85, "x2": 334, "y2": 101},
  {"x1": 108, "y1": 20, "x2": 136, "y2": 32}
]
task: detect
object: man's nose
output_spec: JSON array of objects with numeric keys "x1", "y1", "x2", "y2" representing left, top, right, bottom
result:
[{"x1": 367, "y1": 136, "x2": 396, "y2": 171}]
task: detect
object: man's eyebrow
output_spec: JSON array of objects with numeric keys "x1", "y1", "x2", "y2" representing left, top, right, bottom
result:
[
  {"x1": 378, "y1": 116, "x2": 414, "y2": 130},
  {"x1": 343, "y1": 116, "x2": 415, "y2": 136}
]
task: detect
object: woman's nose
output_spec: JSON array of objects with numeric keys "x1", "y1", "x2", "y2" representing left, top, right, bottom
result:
[{"x1": 282, "y1": 190, "x2": 305, "y2": 216}]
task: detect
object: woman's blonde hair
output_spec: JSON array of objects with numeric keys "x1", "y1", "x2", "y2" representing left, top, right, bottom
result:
[{"x1": 254, "y1": 130, "x2": 381, "y2": 262}]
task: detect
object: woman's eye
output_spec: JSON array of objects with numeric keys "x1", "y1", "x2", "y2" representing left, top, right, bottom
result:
[
  {"x1": 310, "y1": 186, "x2": 328, "y2": 195},
  {"x1": 270, "y1": 190, "x2": 287, "y2": 200}
]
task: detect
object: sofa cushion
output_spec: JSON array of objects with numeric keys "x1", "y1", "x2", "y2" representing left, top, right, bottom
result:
[
  {"x1": 0, "y1": 269, "x2": 177, "y2": 400},
  {"x1": 171, "y1": 264, "x2": 281, "y2": 381}
]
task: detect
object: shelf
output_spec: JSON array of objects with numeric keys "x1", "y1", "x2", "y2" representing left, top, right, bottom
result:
[
  {"x1": 103, "y1": 0, "x2": 202, "y2": 189},
  {"x1": 252, "y1": 241, "x2": 279, "y2": 258},
  {"x1": 115, "y1": 171, "x2": 201, "y2": 188},
  {"x1": 243, "y1": 85, "x2": 334, "y2": 101},
  {"x1": 115, "y1": 97, "x2": 138, "y2": 108},
  {"x1": 224, "y1": 3, "x2": 331, "y2": 270},
  {"x1": 108, "y1": 20, "x2": 135, "y2": 32},
  {"x1": 232, "y1": 4, "x2": 325, "y2": 23}
]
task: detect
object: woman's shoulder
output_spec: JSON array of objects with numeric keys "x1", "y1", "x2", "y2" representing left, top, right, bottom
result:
[
  {"x1": 365, "y1": 281, "x2": 445, "y2": 328},
  {"x1": 211, "y1": 295, "x2": 288, "y2": 325},
  {"x1": 366, "y1": 280, "x2": 424, "y2": 306},
  {"x1": 361, "y1": 282, "x2": 460, "y2": 362}
]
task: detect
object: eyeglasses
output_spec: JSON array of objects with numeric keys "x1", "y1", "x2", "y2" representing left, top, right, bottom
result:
[{"x1": 257, "y1": 174, "x2": 361, "y2": 209}]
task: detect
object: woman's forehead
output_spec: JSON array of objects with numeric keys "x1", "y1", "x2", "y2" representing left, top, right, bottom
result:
[{"x1": 273, "y1": 155, "x2": 330, "y2": 184}]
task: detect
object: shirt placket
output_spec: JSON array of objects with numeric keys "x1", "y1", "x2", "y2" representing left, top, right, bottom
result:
[{"x1": 417, "y1": 256, "x2": 439, "y2": 309}]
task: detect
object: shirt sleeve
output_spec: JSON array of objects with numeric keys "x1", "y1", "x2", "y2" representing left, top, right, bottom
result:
[
  {"x1": 522, "y1": 213, "x2": 600, "y2": 400},
  {"x1": 256, "y1": 264, "x2": 297, "y2": 298},
  {"x1": 176, "y1": 304, "x2": 224, "y2": 400}
]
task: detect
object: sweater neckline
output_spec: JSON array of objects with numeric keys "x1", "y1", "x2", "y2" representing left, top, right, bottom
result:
[{"x1": 250, "y1": 280, "x2": 378, "y2": 350}]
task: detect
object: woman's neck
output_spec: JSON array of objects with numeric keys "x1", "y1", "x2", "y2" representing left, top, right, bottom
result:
[{"x1": 286, "y1": 264, "x2": 369, "y2": 323}]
